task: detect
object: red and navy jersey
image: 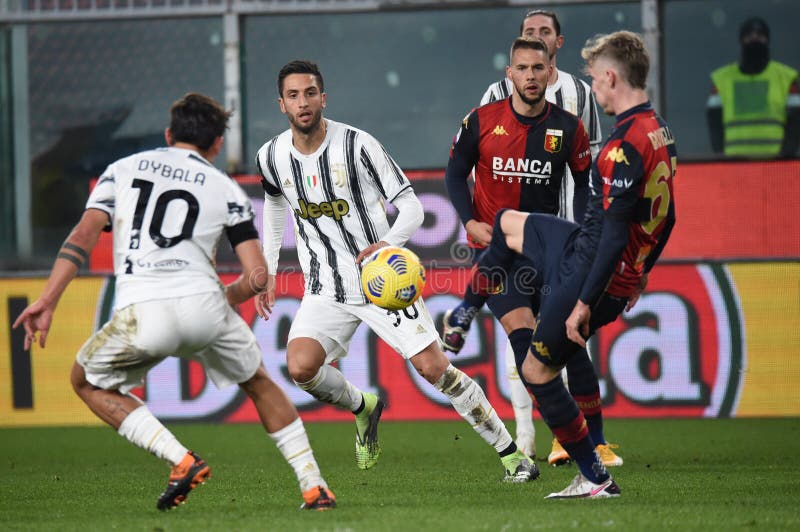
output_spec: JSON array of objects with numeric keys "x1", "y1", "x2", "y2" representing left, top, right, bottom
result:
[
  {"x1": 446, "y1": 98, "x2": 591, "y2": 247},
  {"x1": 576, "y1": 102, "x2": 677, "y2": 305}
]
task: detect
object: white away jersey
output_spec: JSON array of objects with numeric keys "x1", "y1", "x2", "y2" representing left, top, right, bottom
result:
[
  {"x1": 256, "y1": 119, "x2": 412, "y2": 304},
  {"x1": 479, "y1": 70, "x2": 602, "y2": 221},
  {"x1": 87, "y1": 147, "x2": 255, "y2": 310}
]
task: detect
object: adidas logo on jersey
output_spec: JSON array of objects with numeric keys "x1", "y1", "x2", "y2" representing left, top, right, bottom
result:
[
  {"x1": 415, "y1": 325, "x2": 426, "y2": 335},
  {"x1": 492, "y1": 125, "x2": 509, "y2": 136},
  {"x1": 283, "y1": 178, "x2": 294, "y2": 188}
]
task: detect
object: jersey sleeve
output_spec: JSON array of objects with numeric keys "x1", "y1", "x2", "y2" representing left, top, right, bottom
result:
[
  {"x1": 86, "y1": 163, "x2": 116, "y2": 231},
  {"x1": 358, "y1": 133, "x2": 412, "y2": 202},
  {"x1": 445, "y1": 109, "x2": 481, "y2": 226},
  {"x1": 256, "y1": 142, "x2": 283, "y2": 197},
  {"x1": 583, "y1": 85, "x2": 603, "y2": 149},
  {"x1": 568, "y1": 120, "x2": 592, "y2": 223},
  {"x1": 224, "y1": 179, "x2": 256, "y2": 228},
  {"x1": 602, "y1": 141, "x2": 646, "y2": 221},
  {"x1": 576, "y1": 141, "x2": 645, "y2": 305}
]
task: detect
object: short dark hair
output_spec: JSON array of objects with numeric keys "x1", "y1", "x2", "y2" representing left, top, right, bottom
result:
[
  {"x1": 169, "y1": 93, "x2": 231, "y2": 151},
  {"x1": 520, "y1": 9, "x2": 561, "y2": 36},
  {"x1": 510, "y1": 36, "x2": 550, "y2": 63},
  {"x1": 277, "y1": 60, "x2": 325, "y2": 97}
]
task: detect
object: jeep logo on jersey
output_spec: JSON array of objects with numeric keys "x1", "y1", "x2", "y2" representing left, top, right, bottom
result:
[
  {"x1": 295, "y1": 198, "x2": 350, "y2": 221},
  {"x1": 544, "y1": 128, "x2": 563, "y2": 153},
  {"x1": 605, "y1": 147, "x2": 630, "y2": 165}
]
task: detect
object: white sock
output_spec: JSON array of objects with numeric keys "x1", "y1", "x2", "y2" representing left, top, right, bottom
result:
[
  {"x1": 117, "y1": 405, "x2": 187, "y2": 465},
  {"x1": 434, "y1": 364, "x2": 513, "y2": 453},
  {"x1": 505, "y1": 340, "x2": 535, "y2": 440},
  {"x1": 269, "y1": 417, "x2": 326, "y2": 493},
  {"x1": 295, "y1": 364, "x2": 363, "y2": 411}
]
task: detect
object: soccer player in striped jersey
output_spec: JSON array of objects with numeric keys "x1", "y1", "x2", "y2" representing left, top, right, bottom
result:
[
  {"x1": 13, "y1": 93, "x2": 336, "y2": 511},
  {"x1": 254, "y1": 60, "x2": 538, "y2": 483},
  {"x1": 450, "y1": 30, "x2": 677, "y2": 498},
  {"x1": 471, "y1": 10, "x2": 619, "y2": 467}
]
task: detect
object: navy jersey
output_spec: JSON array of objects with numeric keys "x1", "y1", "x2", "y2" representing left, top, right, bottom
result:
[
  {"x1": 446, "y1": 98, "x2": 591, "y2": 247},
  {"x1": 576, "y1": 102, "x2": 677, "y2": 304}
]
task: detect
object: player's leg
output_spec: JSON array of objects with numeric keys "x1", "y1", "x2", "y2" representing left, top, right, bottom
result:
[
  {"x1": 74, "y1": 302, "x2": 208, "y2": 510},
  {"x1": 565, "y1": 347, "x2": 623, "y2": 466},
  {"x1": 505, "y1": 339, "x2": 536, "y2": 458},
  {"x1": 200, "y1": 295, "x2": 334, "y2": 510},
  {"x1": 285, "y1": 296, "x2": 383, "y2": 470},
  {"x1": 360, "y1": 299, "x2": 538, "y2": 482},
  {"x1": 238, "y1": 365, "x2": 335, "y2": 510},
  {"x1": 442, "y1": 209, "x2": 528, "y2": 350},
  {"x1": 521, "y1": 286, "x2": 621, "y2": 498},
  {"x1": 410, "y1": 341, "x2": 538, "y2": 482},
  {"x1": 487, "y1": 269, "x2": 540, "y2": 460}
]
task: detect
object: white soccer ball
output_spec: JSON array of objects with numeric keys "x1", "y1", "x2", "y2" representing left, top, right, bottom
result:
[{"x1": 361, "y1": 246, "x2": 426, "y2": 311}]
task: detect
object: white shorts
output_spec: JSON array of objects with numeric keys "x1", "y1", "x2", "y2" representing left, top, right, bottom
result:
[
  {"x1": 289, "y1": 294, "x2": 440, "y2": 361},
  {"x1": 77, "y1": 291, "x2": 262, "y2": 394}
]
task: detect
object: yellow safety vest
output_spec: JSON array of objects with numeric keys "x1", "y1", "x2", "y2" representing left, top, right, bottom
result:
[{"x1": 711, "y1": 61, "x2": 798, "y2": 157}]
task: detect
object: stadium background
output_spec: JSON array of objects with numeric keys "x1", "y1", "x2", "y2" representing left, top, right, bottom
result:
[{"x1": 1, "y1": 0, "x2": 798, "y2": 426}]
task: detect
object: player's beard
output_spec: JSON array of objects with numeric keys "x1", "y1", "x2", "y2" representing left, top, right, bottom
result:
[
  {"x1": 516, "y1": 85, "x2": 545, "y2": 107},
  {"x1": 289, "y1": 108, "x2": 323, "y2": 135}
]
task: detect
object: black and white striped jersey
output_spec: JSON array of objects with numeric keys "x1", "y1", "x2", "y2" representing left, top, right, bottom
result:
[
  {"x1": 256, "y1": 119, "x2": 413, "y2": 304},
  {"x1": 87, "y1": 147, "x2": 255, "y2": 310},
  {"x1": 479, "y1": 70, "x2": 602, "y2": 222}
]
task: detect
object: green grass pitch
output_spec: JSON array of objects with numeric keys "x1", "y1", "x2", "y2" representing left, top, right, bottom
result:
[{"x1": 1, "y1": 418, "x2": 798, "y2": 531}]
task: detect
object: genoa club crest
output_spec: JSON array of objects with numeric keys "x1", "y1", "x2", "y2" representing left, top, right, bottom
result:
[{"x1": 544, "y1": 128, "x2": 563, "y2": 153}]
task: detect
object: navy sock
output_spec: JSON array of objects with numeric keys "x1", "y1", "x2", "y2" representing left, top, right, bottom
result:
[
  {"x1": 508, "y1": 328, "x2": 534, "y2": 375},
  {"x1": 566, "y1": 350, "x2": 606, "y2": 445},
  {"x1": 528, "y1": 376, "x2": 609, "y2": 484}
]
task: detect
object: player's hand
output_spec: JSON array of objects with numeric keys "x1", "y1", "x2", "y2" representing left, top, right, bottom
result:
[
  {"x1": 565, "y1": 300, "x2": 591, "y2": 348},
  {"x1": 465, "y1": 220, "x2": 492, "y2": 247},
  {"x1": 356, "y1": 241, "x2": 390, "y2": 266},
  {"x1": 12, "y1": 299, "x2": 55, "y2": 350},
  {"x1": 255, "y1": 275, "x2": 276, "y2": 320},
  {"x1": 626, "y1": 273, "x2": 648, "y2": 312}
]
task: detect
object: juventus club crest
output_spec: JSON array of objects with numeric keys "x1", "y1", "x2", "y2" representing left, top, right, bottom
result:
[{"x1": 544, "y1": 128, "x2": 563, "y2": 153}]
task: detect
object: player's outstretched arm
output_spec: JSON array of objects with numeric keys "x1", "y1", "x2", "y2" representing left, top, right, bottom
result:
[
  {"x1": 227, "y1": 238, "x2": 269, "y2": 308},
  {"x1": 13, "y1": 209, "x2": 108, "y2": 349}
]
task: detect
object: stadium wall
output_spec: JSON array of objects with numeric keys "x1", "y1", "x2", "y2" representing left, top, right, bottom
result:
[{"x1": 2, "y1": 160, "x2": 799, "y2": 426}]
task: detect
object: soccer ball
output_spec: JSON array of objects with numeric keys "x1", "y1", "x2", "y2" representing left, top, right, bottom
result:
[{"x1": 361, "y1": 246, "x2": 426, "y2": 310}]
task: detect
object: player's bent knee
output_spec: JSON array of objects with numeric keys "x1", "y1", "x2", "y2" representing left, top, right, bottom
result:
[
  {"x1": 521, "y1": 354, "x2": 560, "y2": 385},
  {"x1": 500, "y1": 210, "x2": 527, "y2": 253},
  {"x1": 410, "y1": 342, "x2": 449, "y2": 384}
]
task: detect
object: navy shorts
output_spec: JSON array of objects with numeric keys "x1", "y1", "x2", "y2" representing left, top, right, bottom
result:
[
  {"x1": 471, "y1": 249, "x2": 541, "y2": 320},
  {"x1": 520, "y1": 214, "x2": 629, "y2": 367}
]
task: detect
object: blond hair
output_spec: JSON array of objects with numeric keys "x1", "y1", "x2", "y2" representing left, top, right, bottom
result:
[{"x1": 581, "y1": 30, "x2": 649, "y2": 89}]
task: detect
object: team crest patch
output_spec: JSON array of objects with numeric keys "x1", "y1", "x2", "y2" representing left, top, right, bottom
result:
[
  {"x1": 331, "y1": 163, "x2": 347, "y2": 187},
  {"x1": 306, "y1": 174, "x2": 318, "y2": 187},
  {"x1": 544, "y1": 129, "x2": 563, "y2": 153}
]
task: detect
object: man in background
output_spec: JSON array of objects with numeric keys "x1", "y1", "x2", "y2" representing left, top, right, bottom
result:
[{"x1": 707, "y1": 17, "x2": 800, "y2": 158}]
